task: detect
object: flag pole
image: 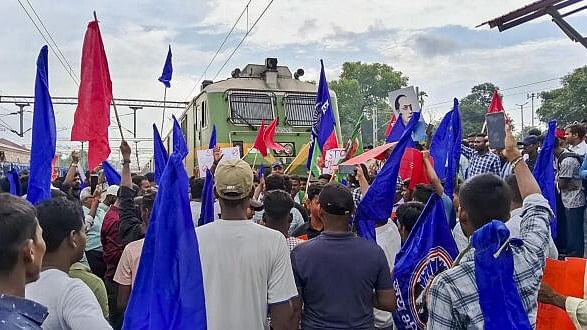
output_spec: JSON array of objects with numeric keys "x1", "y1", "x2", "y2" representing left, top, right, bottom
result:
[
  {"x1": 161, "y1": 86, "x2": 167, "y2": 133},
  {"x1": 302, "y1": 170, "x2": 312, "y2": 203},
  {"x1": 93, "y1": 11, "x2": 124, "y2": 141},
  {"x1": 251, "y1": 152, "x2": 258, "y2": 168},
  {"x1": 111, "y1": 100, "x2": 125, "y2": 141}
]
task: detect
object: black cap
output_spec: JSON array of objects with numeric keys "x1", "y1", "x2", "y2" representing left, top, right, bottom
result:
[{"x1": 319, "y1": 182, "x2": 355, "y2": 215}]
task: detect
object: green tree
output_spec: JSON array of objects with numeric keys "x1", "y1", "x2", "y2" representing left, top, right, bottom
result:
[
  {"x1": 459, "y1": 82, "x2": 500, "y2": 136},
  {"x1": 537, "y1": 66, "x2": 587, "y2": 126},
  {"x1": 330, "y1": 62, "x2": 408, "y2": 144}
]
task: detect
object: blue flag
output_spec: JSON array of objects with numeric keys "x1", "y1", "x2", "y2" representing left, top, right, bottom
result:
[
  {"x1": 386, "y1": 115, "x2": 405, "y2": 143},
  {"x1": 158, "y1": 45, "x2": 173, "y2": 88},
  {"x1": 392, "y1": 194, "x2": 458, "y2": 329},
  {"x1": 102, "y1": 161, "x2": 121, "y2": 186},
  {"x1": 257, "y1": 165, "x2": 264, "y2": 179},
  {"x1": 209, "y1": 125, "x2": 217, "y2": 149},
  {"x1": 471, "y1": 220, "x2": 531, "y2": 329},
  {"x1": 307, "y1": 60, "x2": 337, "y2": 170},
  {"x1": 7, "y1": 168, "x2": 21, "y2": 196},
  {"x1": 27, "y1": 46, "x2": 56, "y2": 205},
  {"x1": 123, "y1": 113, "x2": 206, "y2": 329},
  {"x1": 532, "y1": 120, "x2": 557, "y2": 239},
  {"x1": 198, "y1": 169, "x2": 215, "y2": 227},
  {"x1": 430, "y1": 98, "x2": 462, "y2": 198},
  {"x1": 172, "y1": 116, "x2": 188, "y2": 157},
  {"x1": 153, "y1": 124, "x2": 169, "y2": 183},
  {"x1": 355, "y1": 112, "x2": 421, "y2": 241}
]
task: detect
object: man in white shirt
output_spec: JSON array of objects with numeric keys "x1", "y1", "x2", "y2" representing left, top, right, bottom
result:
[
  {"x1": 565, "y1": 123, "x2": 587, "y2": 156},
  {"x1": 26, "y1": 197, "x2": 112, "y2": 330},
  {"x1": 375, "y1": 220, "x2": 402, "y2": 329},
  {"x1": 196, "y1": 159, "x2": 298, "y2": 330}
]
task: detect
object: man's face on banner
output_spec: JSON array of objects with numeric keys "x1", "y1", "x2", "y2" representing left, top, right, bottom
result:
[{"x1": 397, "y1": 95, "x2": 413, "y2": 124}]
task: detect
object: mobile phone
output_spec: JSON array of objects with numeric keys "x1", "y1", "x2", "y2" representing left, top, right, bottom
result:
[
  {"x1": 486, "y1": 112, "x2": 506, "y2": 149},
  {"x1": 90, "y1": 175, "x2": 99, "y2": 194},
  {"x1": 338, "y1": 164, "x2": 357, "y2": 175}
]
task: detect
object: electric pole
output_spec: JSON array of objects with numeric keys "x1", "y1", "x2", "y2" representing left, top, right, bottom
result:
[
  {"x1": 14, "y1": 102, "x2": 30, "y2": 137},
  {"x1": 527, "y1": 93, "x2": 535, "y2": 127},
  {"x1": 516, "y1": 101, "x2": 529, "y2": 132},
  {"x1": 372, "y1": 107, "x2": 378, "y2": 146}
]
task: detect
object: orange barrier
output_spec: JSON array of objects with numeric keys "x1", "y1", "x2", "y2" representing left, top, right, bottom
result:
[{"x1": 537, "y1": 257, "x2": 586, "y2": 330}]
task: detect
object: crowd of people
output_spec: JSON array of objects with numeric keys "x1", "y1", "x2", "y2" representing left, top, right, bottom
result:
[{"x1": 0, "y1": 119, "x2": 587, "y2": 330}]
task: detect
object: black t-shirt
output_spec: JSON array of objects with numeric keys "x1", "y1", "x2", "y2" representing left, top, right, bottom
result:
[{"x1": 291, "y1": 222, "x2": 322, "y2": 240}]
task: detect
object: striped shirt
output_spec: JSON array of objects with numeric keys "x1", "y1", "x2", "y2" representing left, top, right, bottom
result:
[
  {"x1": 427, "y1": 193, "x2": 552, "y2": 329},
  {"x1": 461, "y1": 145, "x2": 501, "y2": 179}
]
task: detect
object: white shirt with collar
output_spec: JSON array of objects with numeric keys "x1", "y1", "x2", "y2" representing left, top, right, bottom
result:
[
  {"x1": 374, "y1": 221, "x2": 402, "y2": 329},
  {"x1": 451, "y1": 208, "x2": 558, "y2": 260},
  {"x1": 569, "y1": 141, "x2": 587, "y2": 156}
]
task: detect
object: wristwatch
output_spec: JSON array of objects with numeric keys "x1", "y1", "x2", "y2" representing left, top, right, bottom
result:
[{"x1": 122, "y1": 159, "x2": 131, "y2": 165}]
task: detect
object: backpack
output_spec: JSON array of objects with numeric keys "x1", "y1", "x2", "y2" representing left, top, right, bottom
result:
[{"x1": 558, "y1": 151, "x2": 587, "y2": 190}]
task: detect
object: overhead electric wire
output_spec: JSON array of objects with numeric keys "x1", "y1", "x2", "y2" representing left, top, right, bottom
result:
[
  {"x1": 212, "y1": 0, "x2": 276, "y2": 80},
  {"x1": 184, "y1": 0, "x2": 254, "y2": 101},
  {"x1": 23, "y1": 0, "x2": 79, "y2": 83},
  {"x1": 424, "y1": 76, "x2": 563, "y2": 109},
  {"x1": 16, "y1": 0, "x2": 80, "y2": 86}
]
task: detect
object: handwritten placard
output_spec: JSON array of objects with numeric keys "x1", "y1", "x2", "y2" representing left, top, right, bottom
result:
[
  {"x1": 196, "y1": 147, "x2": 241, "y2": 177},
  {"x1": 322, "y1": 148, "x2": 346, "y2": 175}
]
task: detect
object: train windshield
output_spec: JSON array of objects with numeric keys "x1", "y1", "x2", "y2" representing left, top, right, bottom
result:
[
  {"x1": 284, "y1": 93, "x2": 316, "y2": 127},
  {"x1": 227, "y1": 91, "x2": 274, "y2": 126}
]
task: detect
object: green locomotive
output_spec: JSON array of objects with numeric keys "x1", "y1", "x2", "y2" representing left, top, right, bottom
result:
[{"x1": 168, "y1": 58, "x2": 342, "y2": 176}]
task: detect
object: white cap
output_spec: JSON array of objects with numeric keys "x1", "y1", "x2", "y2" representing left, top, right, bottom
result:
[
  {"x1": 106, "y1": 185, "x2": 119, "y2": 197},
  {"x1": 80, "y1": 187, "x2": 92, "y2": 201}
]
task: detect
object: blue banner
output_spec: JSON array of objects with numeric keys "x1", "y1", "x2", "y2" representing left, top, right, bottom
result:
[
  {"x1": 392, "y1": 194, "x2": 458, "y2": 329},
  {"x1": 158, "y1": 45, "x2": 173, "y2": 88},
  {"x1": 102, "y1": 161, "x2": 121, "y2": 186},
  {"x1": 27, "y1": 46, "x2": 56, "y2": 205},
  {"x1": 153, "y1": 124, "x2": 169, "y2": 183},
  {"x1": 123, "y1": 112, "x2": 206, "y2": 329},
  {"x1": 532, "y1": 120, "x2": 557, "y2": 239},
  {"x1": 355, "y1": 112, "x2": 421, "y2": 241}
]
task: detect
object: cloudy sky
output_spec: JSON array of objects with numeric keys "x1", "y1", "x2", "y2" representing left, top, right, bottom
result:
[{"x1": 0, "y1": 0, "x2": 585, "y2": 167}]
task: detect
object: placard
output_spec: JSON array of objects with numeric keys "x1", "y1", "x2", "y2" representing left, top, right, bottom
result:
[
  {"x1": 389, "y1": 86, "x2": 421, "y2": 125},
  {"x1": 322, "y1": 148, "x2": 346, "y2": 175},
  {"x1": 196, "y1": 147, "x2": 241, "y2": 177}
]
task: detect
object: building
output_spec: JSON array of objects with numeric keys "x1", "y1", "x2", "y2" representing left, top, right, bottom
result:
[{"x1": 0, "y1": 138, "x2": 31, "y2": 164}]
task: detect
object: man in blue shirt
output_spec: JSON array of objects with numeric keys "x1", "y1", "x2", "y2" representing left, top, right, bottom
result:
[
  {"x1": 0, "y1": 193, "x2": 48, "y2": 329},
  {"x1": 291, "y1": 183, "x2": 396, "y2": 329}
]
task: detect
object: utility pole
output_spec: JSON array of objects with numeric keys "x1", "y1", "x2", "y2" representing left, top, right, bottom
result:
[
  {"x1": 516, "y1": 101, "x2": 529, "y2": 132},
  {"x1": 129, "y1": 106, "x2": 143, "y2": 138},
  {"x1": 372, "y1": 107, "x2": 378, "y2": 146},
  {"x1": 14, "y1": 102, "x2": 30, "y2": 137},
  {"x1": 529, "y1": 93, "x2": 535, "y2": 127}
]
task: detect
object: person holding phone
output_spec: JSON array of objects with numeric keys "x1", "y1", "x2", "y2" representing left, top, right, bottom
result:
[{"x1": 461, "y1": 133, "x2": 501, "y2": 179}]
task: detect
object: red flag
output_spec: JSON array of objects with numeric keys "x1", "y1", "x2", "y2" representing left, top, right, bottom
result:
[
  {"x1": 71, "y1": 20, "x2": 112, "y2": 170},
  {"x1": 263, "y1": 118, "x2": 285, "y2": 153},
  {"x1": 385, "y1": 114, "x2": 397, "y2": 137},
  {"x1": 253, "y1": 119, "x2": 267, "y2": 157},
  {"x1": 399, "y1": 148, "x2": 432, "y2": 190},
  {"x1": 487, "y1": 90, "x2": 504, "y2": 113}
]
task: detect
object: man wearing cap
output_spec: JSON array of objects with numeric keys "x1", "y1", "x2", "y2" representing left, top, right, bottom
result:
[
  {"x1": 196, "y1": 159, "x2": 298, "y2": 330},
  {"x1": 291, "y1": 182, "x2": 396, "y2": 329},
  {"x1": 272, "y1": 161, "x2": 285, "y2": 174},
  {"x1": 518, "y1": 135, "x2": 540, "y2": 171}
]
